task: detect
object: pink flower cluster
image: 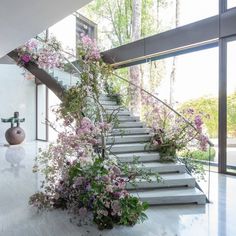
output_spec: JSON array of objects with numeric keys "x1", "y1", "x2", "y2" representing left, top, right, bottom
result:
[
  {"x1": 17, "y1": 37, "x2": 64, "y2": 70},
  {"x1": 80, "y1": 34, "x2": 101, "y2": 61},
  {"x1": 94, "y1": 165, "x2": 129, "y2": 218},
  {"x1": 142, "y1": 92, "x2": 210, "y2": 153},
  {"x1": 37, "y1": 48, "x2": 63, "y2": 69}
]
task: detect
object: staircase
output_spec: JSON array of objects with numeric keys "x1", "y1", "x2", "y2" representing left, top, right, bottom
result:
[
  {"x1": 100, "y1": 95, "x2": 206, "y2": 205},
  {"x1": 8, "y1": 49, "x2": 206, "y2": 205}
]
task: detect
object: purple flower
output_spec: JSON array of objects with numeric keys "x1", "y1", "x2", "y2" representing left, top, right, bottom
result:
[
  {"x1": 21, "y1": 54, "x2": 31, "y2": 63},
  {"x1": 79, "y1": 207, "x2": 87, "y2": 217}
]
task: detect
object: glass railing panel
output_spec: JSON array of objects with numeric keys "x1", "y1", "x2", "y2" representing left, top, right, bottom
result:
[{"x1": 33, "y1": 36, "x2": 81, "y2": 89}]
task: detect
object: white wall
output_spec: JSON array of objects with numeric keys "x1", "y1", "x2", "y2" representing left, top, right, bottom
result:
[
  {"x1": 0, "y1": 65, "x2": 36, "y2": 144},
  {"x1": 48, "y1": 90, "x2": 61, "y2": 142},
  {"x1": 0, "y1": 0, "x2": 93, "y2": 57}
]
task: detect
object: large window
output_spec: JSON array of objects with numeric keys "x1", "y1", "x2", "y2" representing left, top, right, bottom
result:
[
  {"x1": 80, "y1": 0, "x2": 218, "y2": 50},
  {"x1": 118, "y1": 47, "x2": 219, "y2": 166},
  {"x1": 226, "y1": 39, "x2": 236, "y2": 173},
  {"x1": 154, "y1": 48, "x2": 219, "y2": 168},
  {"x1": 228, "y1": 0, "x2": 236, "y2": 9}
]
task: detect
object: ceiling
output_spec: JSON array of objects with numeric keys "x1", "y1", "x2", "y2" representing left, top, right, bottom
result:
[{"x1": 0, "y1": 0, "x2": 92, "y2": 58}]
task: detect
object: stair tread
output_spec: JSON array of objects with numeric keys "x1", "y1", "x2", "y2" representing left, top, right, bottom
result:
[
  {"x1": 136, "y1": 162, "x2": 185, "y2": 169},
  {"x1": 113, "y1": 152, "x2": 159, "y2": 158},
  {"x1": 116, "y1": 121, "x2": 144, "y2": 126},
  {"x1": 131, "y1": 187, "x2": 205, "y2": 198},
  {"x1": 108, "y1": 134, "x2": 151, "y2": 138},
  {"x1": 109, "y1": 142, "x2": 149, "y2": 147},
  {"x1": 117, "y1": 121, "x2": 143, "y2": 124},
  {"x1": 107, "y1": 134, "x2": 152, "y2": 144},
  {"x1": 111, "y1": 127, "x2": 151, "y2": 135},
  {"x1": 133, "y1": 173, "x2": 194, "y2": 182},
  {"x1": 112, "y1": 127, "x2": 150, "y2": 130}
]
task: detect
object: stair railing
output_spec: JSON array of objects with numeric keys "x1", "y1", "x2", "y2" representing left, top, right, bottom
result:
[
  {"x1": 34, "y1": 36, "x2": 212, "y2": 201},
  {"x1": 33, "y1": 36, "x2": 107, "y2": 158},
  {"x1": 107, "y1": 71, "x2": 213, "y2": 202}
]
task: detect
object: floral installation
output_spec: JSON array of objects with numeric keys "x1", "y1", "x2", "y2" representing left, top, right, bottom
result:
[
  {"x1": 29, "y1": 35, "x2": 155, "y2": 230},
  {"x1": 141, "y1": 93, "x2": 209, "y2": 162},
  {"x1": 30, "y1": 116, "x2": 149, "y2": 230},
  {"x1": 17, "y1": 36, "x2": 64, "y2": 70}
]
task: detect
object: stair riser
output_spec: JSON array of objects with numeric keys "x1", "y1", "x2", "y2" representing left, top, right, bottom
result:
[
  {"x1": 116, "y1": 155, "x2": 160, "y2": 163},
  {"x1": 115, "y1": 122, "x2": 144, "y2": 128},
  {"x1": 109, "y1": 144, "x2": 152, "y2": 153},
  {"x1": 136, "y1": 195, "x2": 206, "y2": 205},
  {"x1": 126, "y1": 178, "x2": 195, "y2": 190},
  {"x1": 100, "y1": 101, "x2": 118, "y2": 105},
  {"x1": 103, "y1": 106, "x2": 125, "y2": 110},
  {"x1": 106, "y1": 136, "x2": 151, "y2": 144},
  {"x1": 105, "y1": 116, "x2": 140, "y2": 122},
  {"x1": 105, "y1": 111, "x2": 131, "y2": 116},
  {"x1": 135, "y1": 165, "x2": 186, "y2": 174},
  {"x1": 111, "y1": 128, "x2": 150, "y2": 135},
  {"x1": 99, "y1": 96, "x2": 116, "y2": 101}
]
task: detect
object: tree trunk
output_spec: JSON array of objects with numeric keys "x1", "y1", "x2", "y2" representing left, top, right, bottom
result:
[
  {"x1": 129, "y1": 0, "x2": 142, "y2": 115},
  {"x1": 169, "y1": 0, "x2": 180, "y2": 107}
]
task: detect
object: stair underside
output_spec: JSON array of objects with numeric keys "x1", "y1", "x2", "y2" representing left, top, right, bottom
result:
[{"x1": 100, "y1": 95, "x2": 206, "y2": 205}]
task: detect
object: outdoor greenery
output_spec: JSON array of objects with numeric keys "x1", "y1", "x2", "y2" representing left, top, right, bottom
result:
[
  {"x1": 179, "y1": 93, "x2": 236, "y2": 138},
  {"x1": 180, "y1": 147, "x2": 216, "y2": 162}
]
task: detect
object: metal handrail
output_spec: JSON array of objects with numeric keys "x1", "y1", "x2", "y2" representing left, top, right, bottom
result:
[
  {"x1": 111, "y1": 72, "x2": 214, "y2": 148},
  {"x1": 34, "y1": 36, "x2": 107, "y2": 158}
]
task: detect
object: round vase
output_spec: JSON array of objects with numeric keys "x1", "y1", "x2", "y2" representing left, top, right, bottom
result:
[{"x1": 5, "y1": 127, "x2": 25, "y2": 145}]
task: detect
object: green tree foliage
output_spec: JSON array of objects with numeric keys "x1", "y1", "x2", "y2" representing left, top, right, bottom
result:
[
  {"x1": 227, "y1": 92, "x2": 236, "y2": 137},
  {"x1": 179, "y1": 97, "x2": 218, "y2": 138},
  {"x1": 179, "y1": 93, "x2": 236, "y2": 139}
]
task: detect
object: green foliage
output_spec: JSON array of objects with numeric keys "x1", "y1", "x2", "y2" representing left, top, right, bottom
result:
[
  {"x1": 227, "y1": 92, "x2": 236, "y2": 137},
  {"x1": 179, "y1": 156, "x2": 206, "y2": 181},
  {"x1": 60, "y1": 86, "x2": 87, "y2": 121},
  {"x1": 179, "y1": 93, "x2": 236, "y2": 138},
  {"x1": 180, "y1": 147, "x2": 216, "y2": 161},
  {"x1": 83, "y1": 0, "x2": 167, "y2": 49},
  {"x1": 118, "y1": 197, "x2": 149, "y2": 226},
  {"x1": 179, "y1": 97, "x2": 218, "y2": 138}
]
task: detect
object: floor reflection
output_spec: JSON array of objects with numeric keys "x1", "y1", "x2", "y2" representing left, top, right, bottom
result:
[{"x1": 2, "y1": 146, "x2": 25, "y2": 177}]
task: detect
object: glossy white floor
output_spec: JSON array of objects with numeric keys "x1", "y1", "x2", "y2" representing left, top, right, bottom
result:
[{"x1": 0, "y1": 141, "x2": 236, "y2": 236}]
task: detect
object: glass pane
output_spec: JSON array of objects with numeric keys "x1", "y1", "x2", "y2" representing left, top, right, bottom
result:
[
  {"x1": 116, "y1": 47, "x2": 219, "y2": 168},
  {"x1": 37, "y1": 85, "x2": 47, "y2": 140},
  {"x1": 227, "y1": 40, "x2": 236, "y2": 173},
  {"x1": 228, "y1": 0, "x2": 236, "y2": 9},
  {"x1": 80, "y1": 0, "x2": 218, "y2": 50}
]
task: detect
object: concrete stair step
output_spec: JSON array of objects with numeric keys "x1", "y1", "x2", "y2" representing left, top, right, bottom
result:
[
  {"x1": 105, "y1": 110, "x2": 131, "y2": 116},
  {"x1": 103, "y1": 105, "x2": 125, "y2": 110},
  {"x1": 105, "y1": 116, "x2": 140, "y2": 122},
  {"x1": 126, "y1": 173, "x2": 195, "y2": 190},
  {"x1": 130, "y1": 187, "x2": 206, "y2": 205},
  {"x1": 99, "y1": 95, "x2": 116, "y2": 101},
  {"x1": 106, "y1": 134, "x2": 152, "y2": 144},
  {"x1": 111, "y1": 152, "x2": 160, "y2": 162},
  {"x1": 111, "y1": 127, "x2": 151, "y2": 135},
  {"x1": 108, "y1": 143, "x2": 153, "y2": 153},
  {"x1": 134, "y1": 162, "x2": 186, "y2": 173},
  {"x1": 115, "y1": 122, "x2": 144, "y2": 128},
  {"x1": 100, "y1": 100, "x2": 117, "y2": 105}
]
